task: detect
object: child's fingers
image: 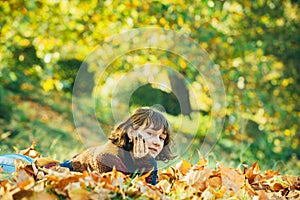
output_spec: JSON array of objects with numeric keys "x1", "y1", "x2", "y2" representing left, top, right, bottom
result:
[
  {"x1": 134, "y1": 136, "x2": 138, "y2": 155},
  {"x1": 138, "y1": 136, "x2": 142, "y2": 153},
  {"x1": 144, "y1": 139, "x2": 149, "y2": 155},
  {"x1": 133, "y1": 134, "x2": 149, "y2": 158},
  {"x1": 137, "y1": 133, "x2": 143, "y2": 154},
  {"x1": 138, "y1": 136, "x2": 144, "y2": 155},
  {"x1": 139, "y1": 137, "x2": 149, "y2": 157},
  {"x1": 133, "y1": 136, "x2": 142, "y2": 158}
]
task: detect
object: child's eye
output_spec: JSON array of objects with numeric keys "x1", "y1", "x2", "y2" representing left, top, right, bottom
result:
[
  {"x1": 159, "y1": 136, "x2": 165, "y2": 141},
  {"x1": 147, "y1": 132, "x2": 152, "y2": 136}
]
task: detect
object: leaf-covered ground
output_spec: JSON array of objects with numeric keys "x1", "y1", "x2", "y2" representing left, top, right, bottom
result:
[{"x1": 0, "y1": 145, "x2": 299, "y2": 200}]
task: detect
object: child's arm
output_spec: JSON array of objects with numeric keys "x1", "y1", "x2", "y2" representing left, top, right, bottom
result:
[
  {"x1": 95, "y1": 153, "x2": 128, "y2": 173},
  {"x1": 71, "y1": 144, "x2": 128, "y2": 174}
]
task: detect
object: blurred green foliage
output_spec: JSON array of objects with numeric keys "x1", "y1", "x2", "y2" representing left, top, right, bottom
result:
[{"x1": 0, "y1": 0, "x2": 299, "y2": 174}]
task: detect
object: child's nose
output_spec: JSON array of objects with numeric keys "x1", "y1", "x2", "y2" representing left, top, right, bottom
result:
[{"x1": 152, "y1": 137, "x2": 161, "y2": 146}]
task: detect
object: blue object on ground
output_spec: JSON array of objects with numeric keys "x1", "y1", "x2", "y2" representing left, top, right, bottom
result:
[
  {"x1": 0, "y1": 154, "x2": 34, "y2": 173},
  {"x1": 59, "y1": 160, "x2": 73, "y2": 171}
]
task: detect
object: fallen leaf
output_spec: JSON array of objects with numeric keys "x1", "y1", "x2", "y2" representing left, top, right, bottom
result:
[
  {"x1": 17, "y1": 142, "x2": 41, "y2": 159},
  {"x1": 156, "y1": 179, "x2": 171, "y2": 193},
  {"x1": 1, "y1": 144, "x2": 299, "y2": 200},
  {"x1": 35, "y1": 157, "x2": 59, "y2": 168},
  {"x1": 12, "y1": 190, "x2": 33, "y2": 200},
  {"x1": 31, "y1": 191, "x2": 57, "y2": 200},
  {"x1": 68, "y1": 188, "x2": 91, "y2": 200},
  {"x1": 201, "y1": 187, "x2": 214, "y2": 200},
  {"x1": 176, "y1": 159, "x2": 192, "y2": 176},
  {"x1": 286, "y1": 189, "x2": 300, "y2": 199},
  {"x1": 194, "y1": 158, "x2": 208, "y2": 170},
  {"x1": 184, "y1": 168, "x2": 212, "y2": 191},
  {"x1": 214, "y1": 186, "x2": 226, "y2": 198},
  {"x1": 16, "y1": 169, "x2": 35, "y2": 190},
  {"x1": 218, "y1": 162, "x2": 245, "y2": 195},
  {"x1": 245, "y1": 161, "x2": 260, "y2": 183}
]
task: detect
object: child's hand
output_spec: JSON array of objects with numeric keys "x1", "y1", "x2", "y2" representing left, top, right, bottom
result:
[{"x1": 133, "y1": 134, "x2": 150, "y2": 159}]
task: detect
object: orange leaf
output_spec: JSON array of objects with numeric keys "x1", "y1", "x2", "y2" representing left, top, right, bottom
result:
[
  {"x1": 176, "y1": 159, "x2": 192, "y2": 175},
  {"x1": 207, "y1": 174, "x2": 222, "y2": 189},
  {"x1": 245, "y1": 161, "x2": 260, "y2": 183},
  {"x1": 214, "y1": 186, "x2": 226, "y2": 198},
  {"x1": 138, "y1": 169, "x2": 153, "y2": 182},
  {"x1": 195, "y1": 158, "x2": 207, "y2": 169}
]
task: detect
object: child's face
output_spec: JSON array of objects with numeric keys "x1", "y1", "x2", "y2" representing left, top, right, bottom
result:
[{"x1": 129, "y1": 123, "x2": 166, "y2": 158}]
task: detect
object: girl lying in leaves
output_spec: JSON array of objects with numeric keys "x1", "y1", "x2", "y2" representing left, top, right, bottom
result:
[{"x1": 0, "y1": 107, "x2": 176, "y2": 185}]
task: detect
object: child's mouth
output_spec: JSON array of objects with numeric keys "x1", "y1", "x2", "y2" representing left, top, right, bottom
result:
[{"x1": 148, "y1": 148, "x2": 157, "y2": 154}]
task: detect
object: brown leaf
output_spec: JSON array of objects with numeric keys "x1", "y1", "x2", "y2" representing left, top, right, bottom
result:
[
  {"x1": 158, "y1": 166, "x2": 178, "y2": 183},
  {"x1": 255, "y1": 190, "x2": 269, "y2": 200},
  {"x1": 273, "y1": 182, "x2": 284, "y2": 191},
  {"x1": 156, "y1": 179, "x2": 171, "y2": 193},
  {"x1": 286, "y1": 190, "x2": 300, "y2": 199},
  {"x1": 245, "y1": 161, "x2": 260, "y2": 183},
  {"x1": 217, "y1": 162, "x2": 245, "y2": 195},
  {"x1": 207, "y1": 175, "x2": 222, "y2": 190},
  {"x1": 12, "y1": 190, "x2": 33, "y2": 200},
  {"x1": 244, "y1": 180, "x2": 257, "y2": 198}
]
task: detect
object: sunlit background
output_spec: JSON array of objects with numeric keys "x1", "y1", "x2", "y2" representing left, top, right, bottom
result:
[{"x1": 0, "y1": 0, "x2": 299, "y2": 175}]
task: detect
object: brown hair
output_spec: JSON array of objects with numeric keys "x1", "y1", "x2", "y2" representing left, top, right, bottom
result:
[{"x1": 108, "y1": 107, "x2": 176, "y2": 162}]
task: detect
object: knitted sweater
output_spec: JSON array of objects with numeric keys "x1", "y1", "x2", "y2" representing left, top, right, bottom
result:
[{"x1": 71, "y1": 141, "x2": 157, "y2": 185}]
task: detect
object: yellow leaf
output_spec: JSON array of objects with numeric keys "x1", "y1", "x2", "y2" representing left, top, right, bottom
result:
[
  {"x1": 195, "y1": 158, "x2": 208, "y2": 169},
  {"x1": 176, "y1": 159, "x2": 192, "y2": 175},
  {"x1": 68, "y1": 188, "x2": 91, "y2": 200}
]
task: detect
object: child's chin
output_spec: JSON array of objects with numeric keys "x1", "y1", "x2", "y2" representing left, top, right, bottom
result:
[{"x1": 149, "y1": 152, "x2": 156, "y2": 158}]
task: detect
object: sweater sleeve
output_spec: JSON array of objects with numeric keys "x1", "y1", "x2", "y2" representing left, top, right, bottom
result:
[
  {"x1": 70, "y1": 143, "x2": 157, "y2": 185},
  {"x1": 95, "y1": 153, "x2": 128, "y2": 174}
]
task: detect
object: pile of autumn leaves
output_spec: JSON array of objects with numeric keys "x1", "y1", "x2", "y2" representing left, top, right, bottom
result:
[{"x1": 0, "y1": 145, "x2": 299, "y2": 200}]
